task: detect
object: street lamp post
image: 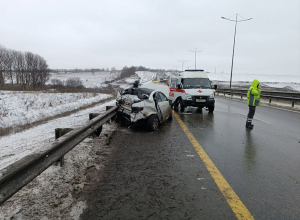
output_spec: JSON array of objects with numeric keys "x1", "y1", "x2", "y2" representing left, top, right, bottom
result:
[
  {"x1": 189, "y1": 48, "x2": 202, "y2": 69},
  {"x1": 178, "y1": 60, "x2": 188, "y2": 71},
  {"x1": 221, "y1": 14, "x2": 252, "y2": 88}
]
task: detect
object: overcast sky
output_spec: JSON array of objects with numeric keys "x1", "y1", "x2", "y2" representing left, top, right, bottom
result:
[{"x1": 1, "y1": 0, "x2": 299, "y2": 75}]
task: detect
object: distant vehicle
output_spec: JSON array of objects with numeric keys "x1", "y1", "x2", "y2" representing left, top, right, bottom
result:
[
  {"x1": 169, "y1": 70, "x2": 216, "y2": 112},
  {"x1": 116, "y1": 86, "x2": 172, "y2": 131}
]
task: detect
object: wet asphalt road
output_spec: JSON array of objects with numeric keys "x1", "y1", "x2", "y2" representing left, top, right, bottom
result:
[{"x1": 80, "y1": 96, "x2": 300, "y2": 220}]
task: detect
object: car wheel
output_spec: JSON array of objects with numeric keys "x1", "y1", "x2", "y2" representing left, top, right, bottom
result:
[
  {"x1": 147, "y1": 115, "x2": 160, "y2": 131},
  {"x1": 208, "y1": 106, "x2": 215, "y2": 113}
]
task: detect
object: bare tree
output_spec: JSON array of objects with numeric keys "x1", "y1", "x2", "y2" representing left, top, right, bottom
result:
[
  {"x1": 0, "y1": 45, "x2": 8, "y2": 86},
  {"x1": 65, "y1": 77, "x2": 84, "y2": 88}
]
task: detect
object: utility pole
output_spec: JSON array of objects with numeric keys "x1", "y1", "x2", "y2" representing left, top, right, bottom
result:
[
  {"x1": 221, "y1": 14, "x2": 252, "y2": 88},
  {"x1": 173, "y1": 65, "x2": 180, "y2": 77},
  {"x1": 178, "y1": 60, "x2": 188, "y2": 71},
  {"x1": 189, "y1": 48, "x2": 202, "y2": 69}
]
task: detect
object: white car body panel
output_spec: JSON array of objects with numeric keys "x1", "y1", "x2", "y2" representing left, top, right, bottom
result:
[{"x1": 116, "y1": 89, "x2": 171, "y2": 124}]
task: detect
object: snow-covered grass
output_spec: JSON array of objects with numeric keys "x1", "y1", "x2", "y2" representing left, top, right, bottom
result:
[
  {"x1": 0, "y1": 91, "x2": 112, "y2": 129},
  {"x1": 207, "y1": 72, "x2": 300, "y2": 91},
  {"x1": 48, "y1": 71, "x2": 121, "y2": 88},
  {"x1": 0, "y1": 99, "x2": 116, "y2": 171}
]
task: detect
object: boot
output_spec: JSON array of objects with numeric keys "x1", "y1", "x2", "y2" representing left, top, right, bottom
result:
[{"x1": 246, "y1": 122, "x2": 253, "y2": 129}]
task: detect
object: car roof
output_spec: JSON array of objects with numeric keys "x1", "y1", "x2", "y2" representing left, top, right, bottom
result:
[{"x1": 136, "y1": 88, "x2": 154, "y2": 94}]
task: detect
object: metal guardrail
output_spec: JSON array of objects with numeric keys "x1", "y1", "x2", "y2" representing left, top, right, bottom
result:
[
  {"x1": 0, "y1": 106, "x2": 118, "y2": 205},
  {"x1": 216, "y1": 88, "x2": 300, "y2": 107}
]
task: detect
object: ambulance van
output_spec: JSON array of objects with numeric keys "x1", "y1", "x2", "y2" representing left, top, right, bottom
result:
[{"x1": 169, "y1": 70, "x2": 216, "y2": 112}]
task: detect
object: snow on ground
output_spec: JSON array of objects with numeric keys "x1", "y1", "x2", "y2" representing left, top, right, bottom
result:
[
  {"x1": 207, "y1": 72, "x2": 300, "y2": 91},
  {"x1": 136, "y1": 71, "x2": 157, "y2": 84},
  {"x1": 48, "y1": 71, "x2": 121, "y2": 88},
  {"x1": 0, "y1": 100, "x2": 116, "y2": 171},
  {"x1": 0, "y1": 91, "x2": 112, "y2": 129},
  {"x1": 0, "y1": 121, "x2": 117, "y2": 220}
]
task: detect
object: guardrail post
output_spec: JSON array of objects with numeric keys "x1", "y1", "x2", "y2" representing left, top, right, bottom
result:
[
  {"x1": 106, "y1": 106, "x2": 116, "y2": 122},
  {"x1": 89, "y1": 113, "x2": 102, "y2": 136},
  {"x1": 54, "y1": 128, "x2": 73, "y2": 167}
]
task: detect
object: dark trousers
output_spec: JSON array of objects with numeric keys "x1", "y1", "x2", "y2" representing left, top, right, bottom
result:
[
  {"x1": 246, "y1": 106, "x2": 256, "y2": 124},
  {"x1": 247, "y1": 106, "x2": 256, "y2": 118}
]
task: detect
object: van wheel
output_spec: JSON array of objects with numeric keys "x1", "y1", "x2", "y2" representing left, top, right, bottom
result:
[
  {"x1": 168, "y1": 110, "x2": 173, "y2": 120},
  {"x1": 180, "y1": 104, "x2": 185, "y2": 112},
  {"x1": 147, "y1": 115, "x2": 160, "y2": 131},
  {"x1": 208, "y1": 106, "x2": 215, "y2": 113},
  {"x1": 173, "y1": 99, "x2": 180, "y2": 111}
]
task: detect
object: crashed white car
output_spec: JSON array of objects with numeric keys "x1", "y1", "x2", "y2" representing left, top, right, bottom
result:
[{"x1": 116, "y1": 87, "x2": 172, "y2": 131}]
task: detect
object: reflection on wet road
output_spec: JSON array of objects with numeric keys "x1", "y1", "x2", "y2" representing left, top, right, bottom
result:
[{"x1": 177, "y1": 96, "x2": 300, "y2": 219}]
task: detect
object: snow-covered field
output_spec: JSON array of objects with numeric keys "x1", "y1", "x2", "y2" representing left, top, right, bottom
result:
[
  {"x1": 207, "y1": 72, "x2": 300, "y2": 91},
  {"x1": 48, "y1": 71, "x2": 121, "y2": 88},
  {"x1": 0, "y1": 91, "x2": 111, "y2": 129},
  {"x1": 0, "y1": 99, "x2": 116, "y2": 171}
]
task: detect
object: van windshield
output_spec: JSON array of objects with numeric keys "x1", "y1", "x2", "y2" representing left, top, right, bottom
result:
[{"x1": 182, "y1": 78, "x2": 212, "y2": 89}]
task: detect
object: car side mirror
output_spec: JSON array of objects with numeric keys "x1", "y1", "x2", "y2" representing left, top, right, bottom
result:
[{"x1": 213, "y1": 85, "x2": 217, "y2": 90}]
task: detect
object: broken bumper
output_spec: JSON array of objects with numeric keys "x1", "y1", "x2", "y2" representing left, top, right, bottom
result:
[{"x1": 117, "y1": 107, "x2": 146, "y2": 124}]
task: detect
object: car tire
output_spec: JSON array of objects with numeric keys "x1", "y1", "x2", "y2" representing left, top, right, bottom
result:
[
  {"x1": 180, "y1": 103, "x2": 185, "y2": 112},
  {"x1": 173, "y1": 99, "x2": 179, "y2": 111},
  {"x1": 147, "y1": 114, "x2": 160, "y2": 131},
  {"x1": 208, "y1": 106, "x2": 215, "y2": 113}
]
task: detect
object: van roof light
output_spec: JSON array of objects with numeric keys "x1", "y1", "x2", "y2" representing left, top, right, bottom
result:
[{"x1": 185, "y1": 69, "x2": 204, "y2": 72}]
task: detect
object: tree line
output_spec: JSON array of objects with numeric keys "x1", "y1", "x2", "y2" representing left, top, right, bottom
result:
[{"x1": 0, "y1": 45, "x2": 50, "y2": 89}]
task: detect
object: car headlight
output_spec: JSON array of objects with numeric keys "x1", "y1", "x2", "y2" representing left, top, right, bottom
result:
[
  {"x1": 185, "y1": 93, "x2": 192, "y2": 100},
  {"x1": 209, "y1": 93, "x2": 214, "y2": 99}
]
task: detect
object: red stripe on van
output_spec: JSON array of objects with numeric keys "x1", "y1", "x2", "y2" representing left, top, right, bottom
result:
[{"x1": 170, "y1": 88, "x2": 185, "y2": 93}]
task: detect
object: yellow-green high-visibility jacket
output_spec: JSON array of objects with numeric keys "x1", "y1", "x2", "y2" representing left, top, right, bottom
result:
[{"x1": 247, "y1": 79, "x2": 262, "y2": 106}]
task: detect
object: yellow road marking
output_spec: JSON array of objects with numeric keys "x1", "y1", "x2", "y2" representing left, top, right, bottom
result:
[{"x1": 173, "y1": 111, "x2": 254, "y2": 220}]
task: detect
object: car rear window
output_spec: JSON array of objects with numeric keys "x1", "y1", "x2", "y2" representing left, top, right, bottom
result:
[{"x1": 121, "y1": 88, "x2": 154, "y2": 99}]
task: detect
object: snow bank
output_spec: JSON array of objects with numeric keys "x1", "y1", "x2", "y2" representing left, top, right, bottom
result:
[
  {"x1": 0, "y1": 122, "x2": 117, "y2": 219},
  {"x1": 0, "y1": 91, "x2": 111, "y2": 129}
]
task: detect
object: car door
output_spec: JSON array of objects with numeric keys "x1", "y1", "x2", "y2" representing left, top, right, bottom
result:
[{"x1": 157, "y1": 92, "x2": 171, "y2": 121}]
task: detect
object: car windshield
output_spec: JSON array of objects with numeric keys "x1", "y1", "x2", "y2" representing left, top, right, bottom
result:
[
  {"x1": 182, "y1": 78, "x2": 212, "y2": 89},
  {"x1": 121, "y1": 88, "x2": 154, "y2": 100}
]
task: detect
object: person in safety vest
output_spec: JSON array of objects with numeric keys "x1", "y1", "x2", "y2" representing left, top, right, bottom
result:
[{"x1": 246, "y1": 79, "x2": 261, "y2": 129}]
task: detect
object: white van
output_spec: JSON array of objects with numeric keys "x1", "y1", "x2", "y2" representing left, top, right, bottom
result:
[{"x1": 169, "y1": 70, "x2": 216, "y2": 112}]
